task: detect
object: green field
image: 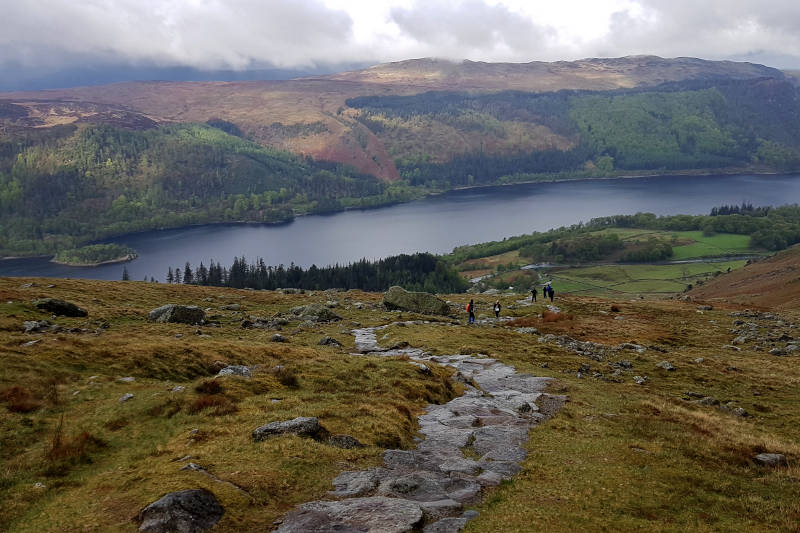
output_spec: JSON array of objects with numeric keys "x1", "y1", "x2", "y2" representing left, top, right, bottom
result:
[
  {"x1": 599, "y1": 228, "x2": 757, "y2": 260},
  {"x1": 550, "y1": 260, "x2": 747, "y2": 297},
  {"x1": 669, "y1": 231, "x2": 754, "y2": 260}
]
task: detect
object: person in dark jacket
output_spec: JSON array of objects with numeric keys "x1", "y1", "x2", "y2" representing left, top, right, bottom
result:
[
  {"x1": 467, "y1": 299, "x2": 475, "y2": 324},
  {"x1": 548, "y1": 285, "x2": 555, "y2": 302},
  {"x1": 531, "y1": 287, "x2": 537, "y2": 302},
  {"x1": 493, "y1": 301, "x2": 501, "y2": 318}
]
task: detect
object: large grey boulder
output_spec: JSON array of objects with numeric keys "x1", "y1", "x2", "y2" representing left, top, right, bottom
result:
[
  {"x1": 252, "y1": 416, "x2": 327, "y2": 442},
  {"x1": 383, "y1": 286, "x2": 450, "y2": 316},
  {"x1": 148, "y1": 304, "x2": 206, "y2": 324},
  {"x1": 33, "y1": 298, "x2": 87, "y2": 317},
  {"x1": 290, "y1": 304, "x2": 341, "y2": 322},
  {"x1": 138, "y1": 489, "x2": 224, "y2": 532},
  {"x1": 276, "y1": 496, "x2": 423, "y2": 533}
]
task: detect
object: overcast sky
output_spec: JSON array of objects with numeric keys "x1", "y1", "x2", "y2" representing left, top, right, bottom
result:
[{"x1": 3, "y1": 0, "x2": 800, "y2": 89}]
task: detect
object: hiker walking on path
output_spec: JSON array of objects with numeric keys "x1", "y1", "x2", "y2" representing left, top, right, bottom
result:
[
  {"x1": 493, "y1": 301, "x2": 501, "y2": 318},
  {"x1": 531, "y1": 287, "x2": 537, "y2": 302},
  {"x1": 548, "y1": 285, "x2": 555, "y2": 302},
  {"x1": 467, "y1": 299, "x2": 475, "y2": 324}
]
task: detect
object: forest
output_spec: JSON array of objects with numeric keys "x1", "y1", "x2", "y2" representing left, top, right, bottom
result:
[
  {"x1": 162, "y1": 252, "x2": 468, "y2": 293},
  {"x1": 0, "y1": 123, "x2": 417, "y2": 256},
  {"x1": 349, "y1": 78, "x2": 800, "y2": 187}
]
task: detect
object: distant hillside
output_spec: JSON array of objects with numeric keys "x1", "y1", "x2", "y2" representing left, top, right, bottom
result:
[
  {"x1": 689, "y1": 244, "x2": 800, "y2": 309},
  {"x1": 3, "y1": 56, "x2": 800, "y2": 256},
  {"x1": 1, "y1": 56, "x2": 793, "y2": 181},
  {"x1": 323, "y1": 56, "x2": 788, "y2": 91}
]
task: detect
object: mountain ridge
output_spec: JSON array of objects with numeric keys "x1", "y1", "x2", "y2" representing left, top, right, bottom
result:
[{"x1": 1, "y1": 55, "x2": 791, "y2": 181}]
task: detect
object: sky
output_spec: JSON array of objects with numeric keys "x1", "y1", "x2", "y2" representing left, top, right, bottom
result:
[{"x1": 3, "y1": 0, "x2": 800, "y2": 90}]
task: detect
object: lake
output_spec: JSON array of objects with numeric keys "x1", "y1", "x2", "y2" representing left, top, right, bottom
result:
[{"x1": 2, "y1": 173, "x2": 799, "y2": 281}]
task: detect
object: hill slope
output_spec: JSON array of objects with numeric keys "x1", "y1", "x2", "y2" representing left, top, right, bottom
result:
[
  {"x1": 1, "y1": 278, "x2": 799, "y2": 531},
  {"x1": 689, "y1": 244, "x2": 800, "y2": 309},
  {"x1": 1, "y1": 56, "x2": 793, "y2": 180}
]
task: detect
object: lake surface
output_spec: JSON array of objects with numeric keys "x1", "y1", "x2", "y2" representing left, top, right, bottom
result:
[{"x1": 2, "y1": 173, "x2": 799, "y2": 281}]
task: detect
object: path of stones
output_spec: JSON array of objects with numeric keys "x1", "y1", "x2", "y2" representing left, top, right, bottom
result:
[{"x1": 276, "y1": 321, "x2": 567, "y2": 533}]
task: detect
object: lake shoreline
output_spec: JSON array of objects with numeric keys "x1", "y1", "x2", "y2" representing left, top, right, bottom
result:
[
  {"x1": 0, "y1": 170, "x2": 792, "y2": 263},
  {"x1": 1, "y1": 172, "x2": 798, "y2": 282}
]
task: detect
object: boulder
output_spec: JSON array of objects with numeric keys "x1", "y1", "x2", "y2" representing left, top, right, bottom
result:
[
  {"x1": 23, "y1": 320, "x2": 50, "y2": 333},
  {"x1": 423, "y1": 517, "x2": 470, "y2": 533},
  {"x1": 276, "y1": 496, "x2": 423, "y2": 533},
  {"x1": 753, "y1": 453, "x2": 787, "y2": 467},
  {"x1": 271, "y1": 333, "x2": 288, "y2": 342},
  {"x1": 216, "y1": 365, "x2": 251, "y2": 378},
  {"x1": 290, "y1": 304, "x2": 341, "y2": 322},
  {"x1": 383, "y1": 286, "x2": 450, "y2": 316},
  {"x1": 138, "y1": 489, "x2": 224, "y2": 533},
  {"x1": 33, "y1": 298, "x2": 87, "y2": 317},
  {"x1": 317, "y1": 336, "x2": 343, "y2": 347},
  {"x1": 147, "y1": 305, "x2": 206, "y2": 325},
  {"x1": 656, "y1": 361, "x2": 675, "y2": 371},
  {"x1": 252, "y1": 416, "x2": 327, "y2": 441}
]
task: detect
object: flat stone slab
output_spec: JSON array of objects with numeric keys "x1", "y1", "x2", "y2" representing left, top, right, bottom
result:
[{"x1": 276, "y1": 496, "x2": 423, "y2": 533}]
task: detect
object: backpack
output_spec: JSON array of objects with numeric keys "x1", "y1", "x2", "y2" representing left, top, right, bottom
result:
[{"x1": 466, "y1": 303, "x2": 472, "y2": 312}]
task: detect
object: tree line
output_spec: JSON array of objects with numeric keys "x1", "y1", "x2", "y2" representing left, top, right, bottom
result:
[{"x1": 162, "y1": 252, "x2": 468, "y2": 293}]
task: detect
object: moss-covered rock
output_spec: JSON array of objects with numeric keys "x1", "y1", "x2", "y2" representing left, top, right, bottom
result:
[
  {"x1": 147, "y1": 304, "x2": 206, "y2": 324},
  {"x1": 382, "y1": 286, "x2": 450, "y2": 316},
  {"x1": 33, "y1": 298, "x2": 88, "y2": 317}
]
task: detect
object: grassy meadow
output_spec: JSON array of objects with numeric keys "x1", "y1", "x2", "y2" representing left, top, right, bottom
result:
[
  {"x1": 455, "y1": 227, "x2": 761, "y2": 298},
  {"x1": 1, "y1": 277, "x2": 798, "y2": 531}
]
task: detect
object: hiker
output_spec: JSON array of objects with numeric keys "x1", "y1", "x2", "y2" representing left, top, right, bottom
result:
[
  {"x1": 548, "y1": 285, "x2": 555, "y2": 302},
  {"x1": 531, "y1": 287, "x2": 537, "y2": 302},
  {"x1": 467, "y1": 299, "x2": 475, "y2": 324},
  {"x1": 493, "y1": 301, "x2": 501, "y2": 318}
]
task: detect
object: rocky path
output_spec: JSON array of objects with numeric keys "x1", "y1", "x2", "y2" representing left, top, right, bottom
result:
[{"x1": 276, "y1": 322, "x2": 566, "y2": 533}]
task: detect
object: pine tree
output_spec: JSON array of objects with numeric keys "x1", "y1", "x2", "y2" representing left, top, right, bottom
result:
[
  {"x1": 166, "y1": 267, "x2": 174, "y2": 284},
  {"x1": 183, "y1": 262, "x2": 193, "y2": 284},
  {"x1": 174, "y1": 266, "x2": 182, "y2": 284},
  {"x1": 122, "y1": 266, "x2": 130, "y2": 281}
]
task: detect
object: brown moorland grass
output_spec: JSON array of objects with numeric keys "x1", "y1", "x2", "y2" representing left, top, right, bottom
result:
[{"x1": 0, "y1": 277, "x2": 799, "y2": 531}]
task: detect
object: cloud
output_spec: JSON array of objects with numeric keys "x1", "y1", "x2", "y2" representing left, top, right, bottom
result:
[
  {"x1": 1, "y1": 0, "x2": 358, "y2": 70},
  {"x1": 594, "y1": 1, "x2": 800, "y2": 66},
  {"x1": 388, "y1": 0, "x2": 554, "y2": 61},
  {"x1": 2, "y1": 0, "x2": 800, "y2": 90}
]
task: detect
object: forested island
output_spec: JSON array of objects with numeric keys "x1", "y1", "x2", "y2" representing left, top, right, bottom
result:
[{"x1": 51, "y1": 244, "x2": 137, "y2": 266}]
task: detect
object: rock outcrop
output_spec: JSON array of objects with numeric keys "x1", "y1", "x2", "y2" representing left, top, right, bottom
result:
[
  {"x1": 33, "y1": 298, "x2": 87, "y2": 317},
  {"x1": 289, "y1": 304, "x2": 341, "y2": 322},
  {"x1": 138, "y1": 489, "x2": 224, "y2": 533},
  {"x1": 252, "y1": 416, "x2": 328, "y2": 442},
  {"x1": 147, "y1": 304, "x2": 206, "y2": 324},
  {"x1": 383, "y1": 286, "x2": 450, "y2": 316}
]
